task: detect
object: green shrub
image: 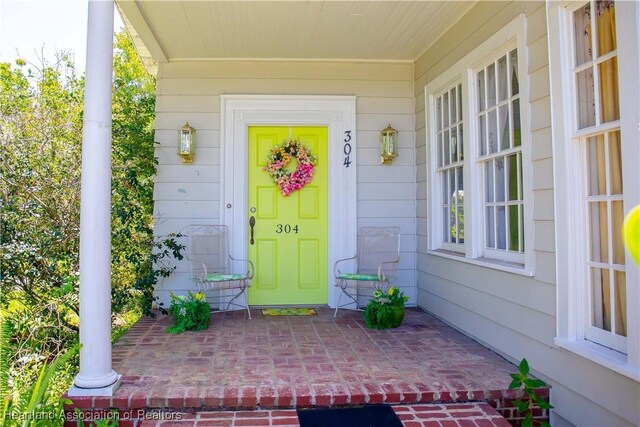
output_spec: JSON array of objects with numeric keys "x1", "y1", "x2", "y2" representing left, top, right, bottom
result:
[
  {"x1": 363, "y1": 287, "x2": 408, "y2": 329},
  {"x1": 509, "y1": 358, "x2": 553, "y2": 427},
  {"x1": 167, "y1": 291, "x2": 210, "y2": 334}
]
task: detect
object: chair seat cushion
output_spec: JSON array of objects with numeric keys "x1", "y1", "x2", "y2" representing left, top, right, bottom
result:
[
  {"x1": 338, "y1": 273, "x2": 380, "y2": 281},
  {"x1": 205, "y1": 273, "x2": 246, "y2": 282}
]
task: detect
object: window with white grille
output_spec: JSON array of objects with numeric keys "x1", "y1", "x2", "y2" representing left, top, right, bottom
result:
[
  {"x1": 572, "y1": 1, "x2": 626, "y2": 353},
  {"x1": 425, "y1": 15, "x2": 532, "y2": 274},
  {"x1": 475, "y1": 50, "x2": 525, "y2": 263},
  {"x1": 549, "y1": 0, "x2": 639, "y2": 373},
  {"x1": 434, "y1": 83, "x2": 465, "y2": 251}
]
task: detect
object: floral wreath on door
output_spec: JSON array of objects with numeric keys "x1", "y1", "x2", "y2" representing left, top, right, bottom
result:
[{"x1": 264, "y1": 139, "x2": 317, "y2": 196}]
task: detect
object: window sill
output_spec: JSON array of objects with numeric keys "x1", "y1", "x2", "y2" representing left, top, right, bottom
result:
[
  {"x1": 554, "y1": 337, "x2": 640, "y2": 381},
  {"x1": 427, "y1": 249, "x2": 534, "y2": 277}
]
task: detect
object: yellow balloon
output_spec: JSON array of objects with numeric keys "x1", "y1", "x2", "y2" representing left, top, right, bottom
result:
[{"x1": 623, "y1": 205, "x2": 640, "y2": 266}]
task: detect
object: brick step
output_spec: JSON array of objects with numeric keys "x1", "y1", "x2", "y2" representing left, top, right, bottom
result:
[
  {"x1": 136, "y1": 403, "x2": 512, "y2": 427},
  {"x1": 64, "y1": 384, "x2": 549, "y2": 426}
]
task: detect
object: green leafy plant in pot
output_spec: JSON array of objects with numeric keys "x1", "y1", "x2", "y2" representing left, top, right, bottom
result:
[
  {"x1": 363, "y1": 286, "x2": 409, "y2": 329},
  {"x1": 167, "y1": 291, "x2": 210, "y2": 334}
]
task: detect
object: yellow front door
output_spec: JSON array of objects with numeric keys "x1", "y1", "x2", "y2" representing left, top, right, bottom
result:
[{"x1": 247, "y1": 126, "x2": 328, "y2": 306}]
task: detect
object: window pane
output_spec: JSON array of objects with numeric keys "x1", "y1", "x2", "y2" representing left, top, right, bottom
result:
[
  {"x1": 444, "y1": 129, "x2": 450, "y2": 166},
  {"x1": 507, "y1": 154, "x2": 519, "y2": 201},
  {"x1": 573, "y1": 4, "x2": 593, "y2": 66},
  {"x1": 443, "y1": 207, "x2": 450, "y2": 243},
  {"x1": 437, "y1": 132, "x2": 443, "y2": 167},
  {"x1": 457, "y1": 167, "x2": 464, "y2": 193},
  {"x1": 449, "y1": 169, "x2": 456, "y2": 203},
  {"x1": 591, "y1": 267, "x2": 610, "y2": 332},
  {"x1": 457, "y1": 84, "x2": 463, "y2": 122},
  {"x1": 512, "y1": 99, "x2": 521, "y2": 146},
  {"x1": 479, "y1": 114, "x2": 487, "y2": 155},
  {"x1": 587, "y1": 135, "x2": 606, "y2": 196},
  {"x1": 499, "y1": 104, "x2": 510, "y2": 150},
  {"x1": 450, "y1": 87, "x2": 457, "y2": 122},
  {"x1": 497, "y1": 206, "x2": 506, "y2": 250},
  {"x1": 436, "y1": 97, "x2": 442, "y2": 131},
  {"x1": 497, "y1": 55, "x2": 508, "y2": 102},
  {"x1": 477, "y1": 69, "x2": 486, "y2": 111},
  {"x1": 486, "y1": 206, "x2": 495, "y2": 248},
  {"x1": 441, "y1": 173, "x2": 448, "y2": 204},
  {"x1": 596, "y1": 3, "x2": 616, "y2": 57},
  {"x1": 609, "y1": 130, "x2": 623, "y2": 194},
  {"x1": 576, "y1": 67, "x2": 596, "y2": 129},
  {"x1": 495, "y1": 158, "x2": 506, "y2": 202},
  {"x1": 614, "y1": 270, "x2": 627, "y2": 337},
  {"x1": 443, "y1": 92, "x2": 450, "y2": 127},
  {"x1": 487, "y1": 63, "x2": 496, "y2": 107},
  {"x1": 520, "y1": 205, "x2": 525, "y2": 251},
  {"x1": 485, "y1": 160, "x2": 494, "y2": 202},
  {"x1": 509, "y1": 49, "x2": 519, "y2": 96},
  {"x1": 458, "y1": 206, "x2": 465, "y2": 244},
  {"x1": 509, "y1": 205, "x2": 520, "y2": 251},
  {"x1": 598, "y1": 57, "x2": 619, "y2": 123},
  {"x1": 612, "y1": 201, "x2": 625, "y2": 265},
  {"x1": 589, "y1": 201, "x2": 609, "y2": 263},
  {"x1": 488, "y1": 109, "x2": 497, "y2": 154},
  {"x1": 451, "y1": 133, "x2": 458, "y2": 162},
  {"x1": 449, "y1": 205, "x2": 457, "y2": 242},
  {"x1": 458, "y1": 126, "x2": 464, "y2": 161}
]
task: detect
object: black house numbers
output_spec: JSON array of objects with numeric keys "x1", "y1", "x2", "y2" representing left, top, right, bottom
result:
[
  {"x1": 276, "y1": 224, "x2": 299, "y2": 234},
  {"x1": 343, "y1": 130, "x2": 352, "y2": 168}
]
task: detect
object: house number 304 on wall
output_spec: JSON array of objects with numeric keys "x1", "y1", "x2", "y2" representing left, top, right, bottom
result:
[
  {"x1": 343, "y1": 130, "x2": 352, "y2": 168},
  {"x1": 276, "y1": 224, "x2": 299, "y2": 234}
]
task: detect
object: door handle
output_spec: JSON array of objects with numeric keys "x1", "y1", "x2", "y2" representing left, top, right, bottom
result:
[{"x1": 249, "y1": 216, "x2": 256, "y2": 245}]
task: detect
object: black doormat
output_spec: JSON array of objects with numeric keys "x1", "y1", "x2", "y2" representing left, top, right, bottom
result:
[{"x1": 297, "y1": 404, "x2": 403, "y2": 427}]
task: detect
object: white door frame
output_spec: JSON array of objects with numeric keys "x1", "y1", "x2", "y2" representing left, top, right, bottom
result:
[{"x1": 220, "y1": 95, "x2": 357, "y2": 308}]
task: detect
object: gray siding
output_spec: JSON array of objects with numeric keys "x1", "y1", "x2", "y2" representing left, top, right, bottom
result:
[{"x1": 153, "y1": 60, "x2": 417, "y2": 306}]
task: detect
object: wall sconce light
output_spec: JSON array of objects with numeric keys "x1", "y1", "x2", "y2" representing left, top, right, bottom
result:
[
  {"x1": 178, "y1": 122, "x2": 196, "y2": 164},
  {"x1": 380, "y1": 123, "x2": 398, "y2": 165}
]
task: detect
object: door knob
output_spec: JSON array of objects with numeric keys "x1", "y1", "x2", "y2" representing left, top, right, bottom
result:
[{"x1": 249, "y1": 216, "x2": 256, "y2": 245}]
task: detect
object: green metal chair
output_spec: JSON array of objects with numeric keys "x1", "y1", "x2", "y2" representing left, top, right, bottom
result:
[
  {"x1": 187, "y1": 225, "x2": 253, "y2": 318},
  {"x1": 333, "y1": 226, "x2": 401, "y2": 316}
]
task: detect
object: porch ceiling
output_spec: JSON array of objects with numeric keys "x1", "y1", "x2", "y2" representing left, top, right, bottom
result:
[{"x1": 116, "y1": 0, "x2": 475, "y2": 66}]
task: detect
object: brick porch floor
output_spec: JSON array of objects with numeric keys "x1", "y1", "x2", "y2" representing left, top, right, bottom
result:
[{"x1": 66, "y1": 308, "x2": 548, "y2": 425}]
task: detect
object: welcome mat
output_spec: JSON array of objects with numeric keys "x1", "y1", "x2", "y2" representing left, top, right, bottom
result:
[
  {"x1": 297, "y1": 405, "x2": 402, "y2": 427},
  {"x1": 261, "y1": 308, "x2": 317, "y2": 316}
]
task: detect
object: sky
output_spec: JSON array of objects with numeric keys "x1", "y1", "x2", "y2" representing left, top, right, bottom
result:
[{"x1": 0, "y1": 0, "x2": 124, "y2": 72}]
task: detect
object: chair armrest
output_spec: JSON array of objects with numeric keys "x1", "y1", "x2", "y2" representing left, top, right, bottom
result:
[
  {"x1": 229, "y1": 255, "x2": 255, "y2": 279},
  {"x1": 377, "y1": 258, "x2": 399, "y2": 281},
  {"x1": 333, "y1": 255, "x2": 357, "y2": 278},
  {"x1": 186, "y1": 256, "x2": 208, "y2": 279}
]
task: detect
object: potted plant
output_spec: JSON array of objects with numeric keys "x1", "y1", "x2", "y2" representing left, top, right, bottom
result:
[
  {"x1": 363, "y1": 287, "x2": 409, "y2": 329},
  {"x1": 167, "y1": 291, "x2": 210, "y2": 334}
]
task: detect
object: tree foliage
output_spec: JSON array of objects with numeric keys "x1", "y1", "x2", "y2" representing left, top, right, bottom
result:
[
  {"x1": 1, "y1": 56, "x2": 84, "y2": 385},
  {"x1": 0, "y1": 31, "x2": 172, "y2": 404}
]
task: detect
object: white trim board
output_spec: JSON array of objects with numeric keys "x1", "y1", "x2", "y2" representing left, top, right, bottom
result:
[{"x1": 220, "y1": 95, "x2": 357, "y2": 308}]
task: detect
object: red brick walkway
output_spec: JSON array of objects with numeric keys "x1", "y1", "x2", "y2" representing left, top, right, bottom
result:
[{"x1": 139, "y1": 403, "x2": 511, "y2": 426}]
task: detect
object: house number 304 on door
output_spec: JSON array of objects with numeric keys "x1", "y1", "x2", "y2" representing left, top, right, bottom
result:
[{"x1": 276, "y1": 224, "x2": 299, "y2": 234}]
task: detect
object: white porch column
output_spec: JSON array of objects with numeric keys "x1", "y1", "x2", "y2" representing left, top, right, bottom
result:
[{"x1": 70, "y1": 0, "x2": 120, "y2": 395}]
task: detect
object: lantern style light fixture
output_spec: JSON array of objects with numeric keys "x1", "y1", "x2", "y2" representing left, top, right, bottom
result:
[
  {"x1": 380, "y1": 123, "x2": 398, "y2": 165},
  {"x1": 178, "y1": 122, "x2": 196, "y2": 164}
]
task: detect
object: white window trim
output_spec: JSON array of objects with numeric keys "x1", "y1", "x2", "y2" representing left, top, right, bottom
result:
[
  {"x1": 425, "y1": 14, "x2": 534, "y2": 275},
  {"x1": 547, "y1": 0, "x2": 640, "y2": 380}
]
